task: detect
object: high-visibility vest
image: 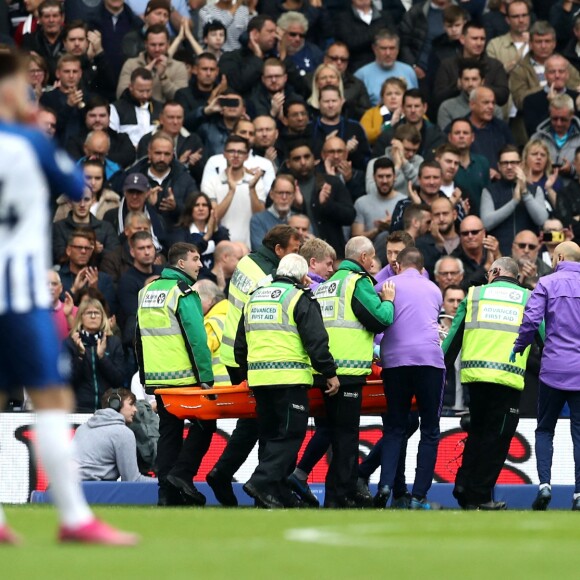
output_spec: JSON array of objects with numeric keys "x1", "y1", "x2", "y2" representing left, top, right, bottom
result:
[
  {"x1": 137, "y1": 279, "x2": 198, "y2": 386},
  {"x1": 245, "y1": 282, "x2": 312, "y2": 387},
  {"x1": 205, "y1": 306, "x2": 231, "y2": 387},
  {"x1": 315, "y1": 270, "x2": 373, "y2": 376},
  {"x1": 220, "y1": 255, "x2": 273, "y2": 368},
  {"x1": 461, "y1": 282, "x2": 531, "y2": 390}
]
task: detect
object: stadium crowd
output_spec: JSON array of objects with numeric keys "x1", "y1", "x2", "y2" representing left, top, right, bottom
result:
[{"x1": 1, "y1": 0, "x2": 580, "y2": 510}]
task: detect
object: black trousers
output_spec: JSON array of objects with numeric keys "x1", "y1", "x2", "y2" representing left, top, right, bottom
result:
[
  {"x1": 455, "y1": 382, "x2": 521, "y2": 506},
  {"x1": 212, "y1": 365, "x2": 260, "y2": 479},
  {"x1": 155, "y1": 394, "x2": 216, "y2": 485},
  {"x1": 248, "y1": 386, "x2": 309, "y2": 499},
  {"x1": 323, "y1": 381, "x2": 364, "y2": 502}
]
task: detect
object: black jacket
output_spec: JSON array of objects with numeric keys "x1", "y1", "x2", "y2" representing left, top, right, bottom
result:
[
  {"x1": 175, "y1": 79, "x2": 219, "y2": 132},
  {"x1": 293, "y1": 173, "x2": 355, "y2": 258},
  {"x1": 553, "y1": 179, "x2": 580, "y2": 242},
  {"x1": 112, "y1": 89, "x2": 163, "y2": 128},
  {"x1": 333, "y1": 6, "x2": 395, "y2": 73},
  {"x1": 64, "y1": 332, "x2": 126, "y2": 413},
  {"x1": 114, "y1": 157, "x2": 197, "y2": 227},
  {"x1": 21, "y1": 28, "x2": 64, "y2": 82},
  {"x1": 219, "y1": 46, "x2": 306, "y2": 98},
  {"x1": 373, "y1": 118, "x2": 446, "y2": 162},
  {"x1": 136, "y1": 130, "x2": 207, "y2": 185},
  {"x1": 234, "y1": 275, "x2": 337, "y2": 385},
  {"x1": 523, "y1": 88, "x2": 580, "y2": 137},
  {"x1": 66, "y1": 126, "x2": 136, "y2": 170},
  {"x1": 40, "y1": 87, "x2": 91, "y2": 146},
  {"x1": 52, "y1": 212, "x2": 120, "y2": 265},
  {"x1": 433, "y1": 53, "x2": 510, "y2": 112}
]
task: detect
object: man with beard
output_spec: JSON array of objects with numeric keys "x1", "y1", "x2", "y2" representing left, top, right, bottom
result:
[
  {"x1": 447, "y1": 118, "x2": 490, "y2": 216},
  {"x1": 320, "y1": 136, "x2": 366, "y2": 202},
  {"x1": 110, "y1": 67, "x2": 163, "y2": 147},
  {"x1": 416, "y1": 196, "x2": 460, "y2": 278},
  {"x1": 285, "y1": 141, "x2": 355, "y2": 258},
  {"x1": 65, "y1": 96, "x2": 136, "y2": 169},
  {"x1": 352, "y1": 157, "x2": 406, "y2": 241},
  {"x1": 121, "y1": 132, "x2": 197, "y2": 227},
  {"x1": 252, "y1": 115, "x2": 281, "y2": 170},
  {"x1": 391, "y1": 160, "x2": 460, "y2": 231},
  {"x1": 118, "y1": 231, "x2": 163, "y2": 347},
  {"x1": 175, "y1": 53, "x2": 222, "y2": 132},
  {"x1": 311, "y1": 85, "x2": 370, "y2": 171}
]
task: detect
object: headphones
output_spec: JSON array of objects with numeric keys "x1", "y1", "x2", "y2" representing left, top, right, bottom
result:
[{"x1": 107, "y1": 388, "x2": 122, "y2": 412}]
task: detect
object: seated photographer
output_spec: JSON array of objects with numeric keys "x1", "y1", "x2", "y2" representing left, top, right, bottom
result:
[{"x1": 73, "y1": 388, "x2": 153, "y2": 482}]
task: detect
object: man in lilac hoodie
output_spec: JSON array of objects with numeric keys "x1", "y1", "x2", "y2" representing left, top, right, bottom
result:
[
  {"x1": 512, "y1": 241, "x2": 580, "y2": 511},
  {"x1": 375, "y1": 246, "x2": 445, "y2": 509}
]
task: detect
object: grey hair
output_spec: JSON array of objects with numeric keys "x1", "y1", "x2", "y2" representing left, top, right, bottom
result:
[
  {"x1": 491, "y1": 257, "x2": 519, "y2": 278},
  {"x1": 277, "y1": 11, "x2": 309, "y2": 32},
  {"x1": 550, "y1": 93, "x2": 574, "y2": 113},
  {"x1": 469, "y1": 86, "x2": 493, "y2": 103},
  {"x1": 277, "y1": 253, "x2": 308, "y2": 280},
  {"x1": 345, "y1": 236, "x2": 374, "y2": 261},
  {"x1": 193, "y1": 279, "x2": 226, "y2": 307},
  {"x1": 434, "y1": 256, "x2": 464, "y2": 276}
]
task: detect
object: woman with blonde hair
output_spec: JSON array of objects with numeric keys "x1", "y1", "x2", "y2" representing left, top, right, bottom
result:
[
  {"x1": 64, "y1": 298, "x2": 125, "y2": 413},
  {"x1": 522, "y1": 139, "x2": 561, "y2": 212},
  {"x1": 307, "y1": 63, "x2": 344, "y2": 111}
]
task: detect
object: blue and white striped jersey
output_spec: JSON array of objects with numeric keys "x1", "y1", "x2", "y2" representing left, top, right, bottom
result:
[{"x1": 0, "y1": 122, "x2": 84, "y2": 314}]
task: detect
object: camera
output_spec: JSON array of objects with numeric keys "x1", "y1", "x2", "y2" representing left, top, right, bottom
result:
[{"x1": 218, "y1": 97, "x2": 240, "y2": 108}]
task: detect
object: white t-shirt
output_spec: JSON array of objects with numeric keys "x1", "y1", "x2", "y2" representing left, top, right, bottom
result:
[{"x1": 203, "y1": 170, "x2": 266, "y2": 247}]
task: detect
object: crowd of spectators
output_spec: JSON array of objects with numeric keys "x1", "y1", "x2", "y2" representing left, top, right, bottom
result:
[{"x1": 0, "y1": 0, "x2": 577, "y2": 416}]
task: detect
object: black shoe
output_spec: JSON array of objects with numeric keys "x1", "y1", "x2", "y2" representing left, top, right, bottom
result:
[
  {"x1": 206, "y1": 468, "x2": 238, "y2": 507},
  {"x1": 324, "y1": 496, "x2": 358, "y2": 509},
  {"x1": 532, "y1": 487, "x2": 552, "y2": 511},
  {"x1": 281, "y1": 493, "x2": 308, "y2": 509},
  {"x1": 453, "y1": 485, "x2": 467, "y2": 508},
  {"x1": 464, "y1": 500, "x2": 507, "y2": 511},
  {"x1": 353, "y1": 478, "x2": 373, "y2": 507},
  {"x1": 157, "y1": 485, "x2": 186, "y2": 507},
  {"x1": 373, "y1": 485, "x2": 391, "y2": 509},
  {"x1": 166, "y1": 473, "x2": 206, "y2": 506},
  {"x1": 287, "y1": 474, "x2": 319, "y2": 507},
  {"x1": 243, "y1": 482, "x2": 284, "y2": 509}
]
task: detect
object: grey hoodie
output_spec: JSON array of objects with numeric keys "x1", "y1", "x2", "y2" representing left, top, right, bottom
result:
[{"x1": 73, "y1": 408, "x2": 151, "y2": 482}]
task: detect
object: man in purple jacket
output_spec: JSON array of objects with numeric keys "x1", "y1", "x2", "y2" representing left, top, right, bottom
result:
[
  {"x1": 512, "y1": 241, "x2": 580, "y2": 511},
  {"x1": 375, "y1": 246, "x2": 445, "y2": 509}
]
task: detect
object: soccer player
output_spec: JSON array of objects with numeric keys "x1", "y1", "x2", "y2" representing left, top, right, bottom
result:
[{"x1": 0, "y1": 50, "x2": 137, "y2": 546}]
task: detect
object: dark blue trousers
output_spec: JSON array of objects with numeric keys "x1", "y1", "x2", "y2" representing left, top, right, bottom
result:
[
  {"x1": 536, "y1": 381, "x2": 580, "y2": 493},
  {"x1": 379, "y1": 366, "x2": 444, "y2": 499}
]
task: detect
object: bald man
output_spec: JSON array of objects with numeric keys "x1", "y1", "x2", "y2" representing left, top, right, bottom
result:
[{"x1": 513, "y1": 241, "x2": 580, "y2": 511}]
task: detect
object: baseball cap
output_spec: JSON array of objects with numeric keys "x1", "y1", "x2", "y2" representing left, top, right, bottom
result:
[
  {"x1": 123, "y1": 173, "x2": 149, "y2": 193},
  {"x1": 145, "y1": 0, "x2": 171, "y2": 15}
]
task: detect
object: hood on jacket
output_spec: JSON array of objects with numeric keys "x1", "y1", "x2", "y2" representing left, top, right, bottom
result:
[
  {"x1": 86, "y1": 408, "x2": 126, "y2": 429},
  {"x1": 536, "y1": 115, "x2": 580, "y2": 139}
]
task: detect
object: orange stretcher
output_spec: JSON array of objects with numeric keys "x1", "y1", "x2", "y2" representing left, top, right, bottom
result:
[{"x1": 157, "y1": 364, "x2": 394, "y2": 421}]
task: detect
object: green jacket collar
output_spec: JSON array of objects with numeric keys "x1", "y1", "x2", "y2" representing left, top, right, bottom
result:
[
  {"x1": 160, "y1": 266, "x2": 196, "y2": 285},
  {"x1": 337, "y1": 259, "x2": 376, "y2": 284}
]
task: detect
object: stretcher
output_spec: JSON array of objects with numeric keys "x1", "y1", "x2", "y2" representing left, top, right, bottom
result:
[{"x1": 157, "y1": 364, "x2": 387, "y2": 421}]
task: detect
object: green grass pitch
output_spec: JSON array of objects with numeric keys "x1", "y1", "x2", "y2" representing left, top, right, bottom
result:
[{"x1": 3, "y1": 506, "x2": 580, "y2": 579}]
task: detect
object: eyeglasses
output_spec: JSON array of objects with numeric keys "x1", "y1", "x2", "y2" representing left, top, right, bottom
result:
[
  {"x1": 287, "y1": 31, "x2": 305, "y2": 38},
  {"x1": 125, "y1": 190, "x2": 146, "y2": 195},
  {"x1": 515, "y1": 242, "x2": 538, "y2": 250},
  {"x1": 29, "y1": 69, "x2": 44, "y2": 75},
  {"x1": 327, "y1": 55, "x2": 348, "y2": 63},
  {"x1": 69, "y1": 244, "x2": 94, "y2": 252},
  {"x1": 460, "y1": 229, "x2": 483, "y2": 237},
  {"x1": 437, "y1": 271, "x2": 460, "y2": 277},
  {"x1": 224, "y1": 149, "x2": 247, "y2": 156},
  {"x1": 498, "y1": 160, "x2": 521, "y2": 166},
  {"x1": 82, "y1": 310, "x2": 102, "y2": 317}
]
